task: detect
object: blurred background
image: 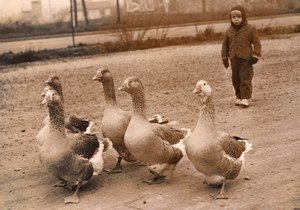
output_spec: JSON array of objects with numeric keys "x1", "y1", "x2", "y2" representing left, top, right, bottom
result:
[
  {"x1": 0, "y1": 0, "x2": 299, "y2": 64},
  {"x1": 1, "y1": 0, "x2": 299, "y2": 38}
]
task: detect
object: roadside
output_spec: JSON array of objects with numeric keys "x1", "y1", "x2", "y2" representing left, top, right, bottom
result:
[
  {"x1": 0, "y1": 14, "x2": 299, "y2": 66},
  {"x1": 0, "y1": 13, "x2": 298, "y2": 43}
]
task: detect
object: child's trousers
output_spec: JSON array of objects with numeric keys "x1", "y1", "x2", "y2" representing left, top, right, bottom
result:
[{"x1": 230, "y1": 57, "x2": 254, "y2": 99}]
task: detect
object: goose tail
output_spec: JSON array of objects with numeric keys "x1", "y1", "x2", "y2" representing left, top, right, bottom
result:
[
  {"x1": 102, "y1": 137, "x2": 113, "y2": 153},
  {"x1": 172, "y1": 140, "x2": 186, "y2": 156},
  {"x1": 172, "y1": 128, "x2": 191, "y2": 156},
  {"x1": 83, "y1": 121, "x2": 94, "y2": 134},
  {"x1": 238, "y1": 139, "x2": 253, "y2": 169},
  {"x1": 89, "y1": 138, "x2": 113, "y2": 175},
  {"x1": 89, "y1": 147, "x2": 104, "y2": 175},
  {"x1": 180, "y1": 128, "x2": 192, "y2": 140},
  {"x1": 240, "y1": 139, "x2": 252, "y2": 154}
]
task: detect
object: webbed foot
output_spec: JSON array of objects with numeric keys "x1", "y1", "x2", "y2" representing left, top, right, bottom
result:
[
  {"x1": 64, "y1": 184, "x2": 80, "y2": 204},
  {"x1": 105, "y1": 157, "x2": 123, "y2": 174},
  {"x1": 210, "y1": 180, "x2": 228, "y2": 200},
  {"x1": 64, "y1": 194, "x2": 80, "y2": 204},
  {"x1": 53, "y1": 180, "x2": 66, "y2": 188},
  {"x1": 105, "y1": 165, "x2": 122, "y2": 174},
  {"x1": 210, "y1": 191, "x2": 228, "y2": 200},
  {"x1": 142, "y1": 175, "x2": 165, "y2": 185}
]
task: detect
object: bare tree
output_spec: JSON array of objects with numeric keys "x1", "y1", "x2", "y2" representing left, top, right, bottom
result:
[
  {"x1": 81, "y1": 0, "x2": 89, "y2": 26},
  {"x1": 69, "y1": 0, "x2": 75, "y2": 46},
  {"x1": 202, "y1": 0, "x2": 206, "y2": 13}
]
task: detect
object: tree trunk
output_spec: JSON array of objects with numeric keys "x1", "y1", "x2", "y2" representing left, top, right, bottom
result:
[
  {"x1": 202, "y1": 0, "x2": 206, "y2": 13},
  {"x1": 70, "y1": 0, "x2": 75, "y2": 46},
  {"x1": 81, "y1": 0, "x2": 89, "y2": 26}
]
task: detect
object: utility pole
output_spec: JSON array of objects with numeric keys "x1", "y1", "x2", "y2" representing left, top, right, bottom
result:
[
  {"x1": 73, "y1": 0, "x2": 78, "y2": 27},
  {"x1": 70, "y1": 0, "x2": 75, "y2": 46}
]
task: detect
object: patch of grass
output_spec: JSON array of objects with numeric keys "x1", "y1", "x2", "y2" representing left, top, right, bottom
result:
[
  {"x1": 258, "y1": 24, "x2": 300, "y2": 36},
  {"x1": 1, "y1": 9, "x2": 298, "y2": 40},
  {"x1": 0, "y1": 25, "x2": 298, "y2": 67}
]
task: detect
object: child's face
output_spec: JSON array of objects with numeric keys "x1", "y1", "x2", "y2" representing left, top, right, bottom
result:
[{"x1": 231, "y1": 10, "x2": 242, "y2": 26}]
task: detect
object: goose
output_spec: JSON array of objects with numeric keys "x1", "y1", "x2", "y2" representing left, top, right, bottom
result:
[
  {"x1": 40, "y1": 76, "x2": 111, "y2": 172},
  {"x1": 37, "y1": 88, "x2": 112, "y2": 204},
  {"x1": 92, "y1": 68, "x2": 138, "y2": 173},
  {"x1": 92, "y1": 68, "x2": 170, "y2": 173},
  {"x1": 184, "y1": 80, "x2": 252, "y2": 199},
  {"x1": 43, "y1": 76, "x2": 92, "y2": 134},
  {"x1": 117, "y1": 76, "x2": 191, "y2": 184}
]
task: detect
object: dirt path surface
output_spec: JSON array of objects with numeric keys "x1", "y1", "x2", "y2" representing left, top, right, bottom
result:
[{"x1": 1, "y1": 34, "x2": 300, "y2": 210}]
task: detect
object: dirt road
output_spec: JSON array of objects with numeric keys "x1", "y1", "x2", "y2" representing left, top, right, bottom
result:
[{"x1": 0, "y1": 34, "x2": 299, "y2": 209}]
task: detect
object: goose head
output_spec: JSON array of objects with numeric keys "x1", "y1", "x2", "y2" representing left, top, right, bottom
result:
[
  {"x1": 193, "y1": 80, "x2": 212, "y2": 102},
  {"x1": 45, "y1": 76, "x2": 61, "y2": 91},
  {"x1": 41, "y1": 86, "x2": 53, "y2": 97},
  {"x1": 92, "y1": 67, "x2": 112, "y2": 83},
  {"x1": 42, "y1": 89, "x2": 62, "y2": 107},
  {"x1": 117, "y1": 76, "x2": 144, "y2": 94}
]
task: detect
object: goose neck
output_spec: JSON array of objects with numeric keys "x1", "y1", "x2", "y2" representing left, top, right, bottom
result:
[
  {"x1": 197, "y1": 97, "x2": 215, "y2": 127},
  {"x1": 48, "y1": 104, "x2": 65, "y2": 134},
  {"x1": 131, "y1": 89, "x2": 146, "y2": 116},
  {"x1": 102, "y1": 81, "x2": 117, "y2": 106}
]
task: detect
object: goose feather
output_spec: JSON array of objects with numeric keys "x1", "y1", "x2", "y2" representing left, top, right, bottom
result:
[
  {"x1": 184, "y1": 80, "x2": 252, "y2": 199},
  {"x1": 118, "y1": 76, "x2": 190, "y2": 184},
  {"x1": 37, "y1": 88, "x2": 111, "y2": 204}
]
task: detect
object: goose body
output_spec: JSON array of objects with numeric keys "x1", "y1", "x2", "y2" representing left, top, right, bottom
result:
[
  {"x1": 41, "y1": 75, "x2": 112, "y2": 173},
  {"x1": 184, "y1": 80, "x2": 252, "y2": 199},
  {"x1": 92, "y1": 68, "x2": 137, "y2": 173},
  {"x1": 37, "y1": 88, "x2": 111, "y2": 204},
  {"x1": 118, "y1": 76, "x2": 190, "y2": 184}
]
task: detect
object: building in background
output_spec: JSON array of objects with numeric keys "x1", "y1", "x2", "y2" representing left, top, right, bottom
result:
[
  {"x1": 123, "y1": 0, "x2": 300, "y2": 14},
  {"x1": 56, "y1": 1, "x2": 112, "y2": 23},
  {"x1": 0, "y1": 0, "x2": 112, "y2": 24},
  {"x1": 0, "y1": 0, "x2": 299, "y2": 24}
]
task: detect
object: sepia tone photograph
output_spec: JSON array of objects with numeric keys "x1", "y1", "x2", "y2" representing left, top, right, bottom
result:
[{"x1": 0, "y1": 0, "x2": 299, "y2": 209}]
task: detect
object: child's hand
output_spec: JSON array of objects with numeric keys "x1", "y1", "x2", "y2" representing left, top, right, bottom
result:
[
  {"x1": 223, "y1": 59, "x2": 229, "y2": 68},
  {"x1": 249, "y1": 56, "x2": 259, "y2": 64}
]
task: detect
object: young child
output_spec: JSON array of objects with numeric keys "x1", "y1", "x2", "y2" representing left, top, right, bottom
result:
[{"x1": 221, "y1": 5, "x2": 261, "y2": 107}]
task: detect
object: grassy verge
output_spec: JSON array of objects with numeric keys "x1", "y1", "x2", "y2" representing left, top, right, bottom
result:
[{"x1": 0, "y1": 24, "x2": 299, "y2": 67}]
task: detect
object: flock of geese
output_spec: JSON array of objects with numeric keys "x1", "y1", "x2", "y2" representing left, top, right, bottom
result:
[{"x1": 36, "y1": 67, "x2": 252, "y2": 204}]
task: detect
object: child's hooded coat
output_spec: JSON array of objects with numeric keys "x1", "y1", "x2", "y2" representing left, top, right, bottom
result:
[{"x1": 222, "y1": 5, "x2": 261, "y2": 60}]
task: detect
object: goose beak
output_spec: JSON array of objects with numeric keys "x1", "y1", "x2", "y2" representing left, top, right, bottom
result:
[
  {"x1": 45, "y1": 77, "x2": 51, "y2": 84},
  {"x1": 193, "y1": 87, "x2": 201, "y2": 94},
  {"x1": 41, "y1": 91, "x2": 52, "y2": 105},
  {"x1": 41, "y1": 97, "x2": 48, "y2": 105},
  {"x1": 41, "y1": 86, "x2": 50, "y2": 97},
  {"x1": 92, "y1": 71, "x2": 102, "y2": 81},
  {"x1": 41, "y1": 92, "x2": 46, "y2": 97},
  {"x1": 117, "y1": 82, "x2": 127, "y2": 91},
  {"x1": 92, "y1": 75, "x2": 99, "y2": 81}
]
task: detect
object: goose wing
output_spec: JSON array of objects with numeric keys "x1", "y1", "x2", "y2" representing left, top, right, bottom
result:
[
  {"x1": 65, "y1": 115, "x2": 90, "y2": 133},
  {"x1": 203, "y1": 143, "x2": 243, "y2": 180},
  {"x1": 58, "y1": 152, "x2": 94, "y2": 186},
  {"x1": 217, "y1": 131, "x2": 246, "y2": 159},
  {"x1": 151, "y1": 123, "x2": 187, "y2": 145},
  {"x1": 70, "y1": 134, "x2": 99, "y2": 159}
]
